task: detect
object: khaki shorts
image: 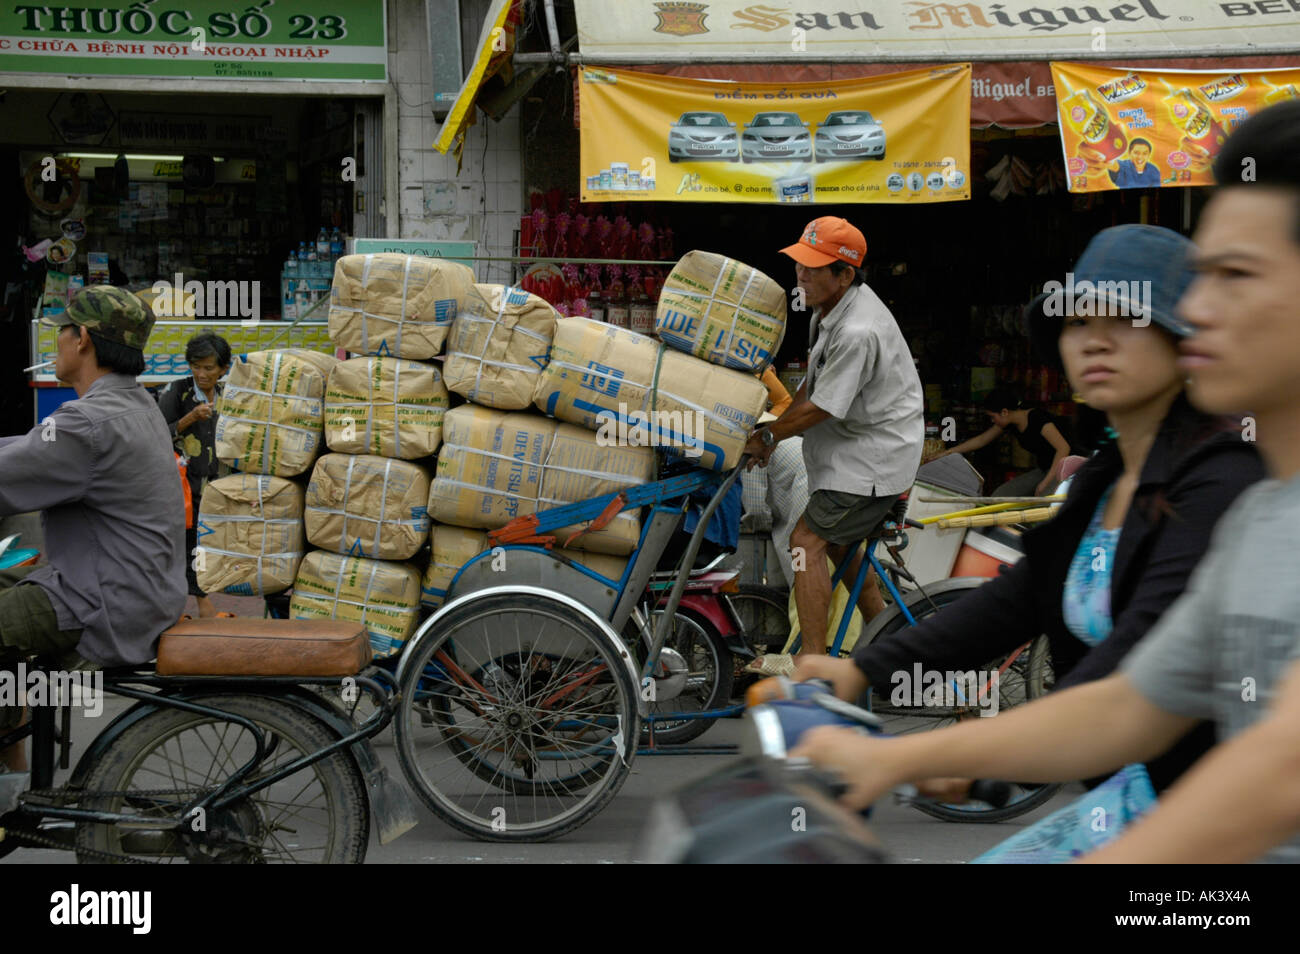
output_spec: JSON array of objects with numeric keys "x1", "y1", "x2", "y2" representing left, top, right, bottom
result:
[
  {"x1": 802, "y1": 490, "x2": 902, "y2": 547},
  {"x1": 1, "y1": 566, "x2": 83, "y2": 729}
]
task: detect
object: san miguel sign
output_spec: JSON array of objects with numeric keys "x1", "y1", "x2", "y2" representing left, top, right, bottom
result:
[{"x1": 576, "y1": 1, "x2": 1300, "y2": 59}]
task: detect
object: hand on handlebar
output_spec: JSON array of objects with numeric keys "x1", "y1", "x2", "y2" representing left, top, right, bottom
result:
[
  {"x1": 789, "y1": 725, "x2": 899, "y2": 812},
  {"x1": 792, "y1": 655, "x2": 868, "y2": 702}
]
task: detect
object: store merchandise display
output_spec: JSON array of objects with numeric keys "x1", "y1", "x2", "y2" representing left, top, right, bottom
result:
[{"x1": 283, "y1": 227, "x2": 349, "y2": 321}]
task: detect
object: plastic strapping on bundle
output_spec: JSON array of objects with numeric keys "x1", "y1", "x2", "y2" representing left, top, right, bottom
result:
[
  {"x1": 360, "y1": 254, "x2": 375, "y2": 354},
  {"x1": 362, "y1": 358, "x2": 376, "y2": 454},
  {"x1": 260, "y1": 352, "x2": 283, "y2": 472},
  {"x1": 469, "y1": 290, "x2": 511, "y2": 400},
  {"x1": 396, "y1": 255, "x2": 412, "y2": 357},
  {"x1": 339, "y1": 454, "x2": 357, "y2": 554},
  {"x1": 391, "y1": 358, "x2": 402, "y2": 458},
  {"x1": 360, "y1": 557, "x2": 382, "y2": 643},
  {"x1": 718, "y1": 265, "x2": 760, "y2": 365},
  {"x1": 373, "y1": 458, "x2": 393, "y2": 556},
  {"x1": 438, "y1": 441, "x2": 638, "y2": 487}
]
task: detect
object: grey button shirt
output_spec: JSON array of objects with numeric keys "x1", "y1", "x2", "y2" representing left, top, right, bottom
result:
[
  {"x1": 802, "y1": 284, "x2": 924, "y2": 497},
  {"x1": 0, "y1": 373, "x2": 187, "y2": 666}
]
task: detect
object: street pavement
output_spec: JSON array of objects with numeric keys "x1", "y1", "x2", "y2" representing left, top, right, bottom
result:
[{"x1": 3, "y1": 598, "x2": 1077, "y2": 865}]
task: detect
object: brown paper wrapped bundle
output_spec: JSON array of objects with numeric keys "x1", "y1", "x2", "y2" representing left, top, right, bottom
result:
[
  {"x1": 427, "y1": 404, "x2": 654, "y2": 555},
  {"x1": 290, "y1": 551, "x2": 422, "y2": 659},
  {"x1": 328, "y1": 252, "x2": 475, "y2": 358},
  {"x1": 195, "y1": 474, "x2": 305, "y2": 596},
  {"x1": 532, "y1": 317, "x2": 768, "y2": 471},
  {"x1": 443, "y1": 283, "x2": 558, "y2": 409},
  {"x1": 655, "y1": 250, "x2": 787, "y2": 372},
  {"x1": 324, "y1": 356, "x2": 450, "y2": 460},
  {"x1": 305, "y1": 454, "x2": 432, "y2": 561},
  {"x1": 420, "y1": 524, "x2": 629, "y2": 611},
  {"x1": 215, "y1": 349, "x2": 327, "y2": 477}
]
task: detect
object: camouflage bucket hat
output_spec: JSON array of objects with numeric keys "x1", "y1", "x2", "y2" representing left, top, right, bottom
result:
[{"x1": 43, "y1": 285, "x2": 155, "y2": 350}]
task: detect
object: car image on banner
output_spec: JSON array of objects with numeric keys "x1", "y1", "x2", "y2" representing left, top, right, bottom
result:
[
  {"x1": 668, "y1": 111, "x2": 740, "y2": 162},
  {"x1": 741, "y1": 112, "x2": 813, "y2": 164},
  {"x1": 814, "y1": 110, "x2": 887, "y2": 163}
]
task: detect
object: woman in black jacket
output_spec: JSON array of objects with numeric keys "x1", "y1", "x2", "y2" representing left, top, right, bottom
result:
[{"x1": 795, "y1": 224, "x2": 1265, "y2": 794}]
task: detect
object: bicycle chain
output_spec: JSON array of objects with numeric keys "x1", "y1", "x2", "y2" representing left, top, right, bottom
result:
[
  {"x1": 24, "y1": 785, "x2": 204, "y2": 801},
  {"x1": 5, "y1": 825, "x2": 157, "y2": 864}
]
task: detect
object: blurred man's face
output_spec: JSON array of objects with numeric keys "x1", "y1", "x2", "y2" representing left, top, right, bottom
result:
[
  {"x1": 1130, "y1": 143, "x2": 1150, "y2": 171},
  {"x1": 1177, "y1": 188, "x2": 1300, "y2": 417}
]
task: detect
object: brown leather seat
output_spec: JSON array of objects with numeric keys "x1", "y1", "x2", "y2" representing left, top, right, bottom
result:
[{"x1": 156, "y1": 618, "x2": 372, "y2": 677}]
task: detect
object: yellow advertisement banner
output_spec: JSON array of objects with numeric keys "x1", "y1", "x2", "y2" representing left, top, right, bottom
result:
[
  {"x1": 579, "y1": 65, "x2": 971, "y2": 205},
  {"x1": 1053, "y1": 62, "x2": 1300, "y2": 193}
]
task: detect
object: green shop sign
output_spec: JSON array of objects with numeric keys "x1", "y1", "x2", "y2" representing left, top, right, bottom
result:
[{"x1": 0, "y1": 2, "x2": 386, "y2": 81}]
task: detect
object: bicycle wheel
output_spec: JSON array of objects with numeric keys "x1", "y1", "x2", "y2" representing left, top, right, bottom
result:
[
  {"x1": 857, "y1": 580, "x2": 1062, "y2": 822},
  {"x1": 394, "y1": 592, "x2": 638, "y2": 842},
  {"x1": 75, "y1": 694, "x2": 368, "y2": 863},
  {"x1": 726, "y1": 584, "x2": 791, "y2": 655},
  {"x1": 636, "y1": 609, "x2": 733, "y2": 745}
]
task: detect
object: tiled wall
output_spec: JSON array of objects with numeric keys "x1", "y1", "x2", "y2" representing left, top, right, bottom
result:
[{"x1": 390, "y1": 0, "x2": 522, "y2": 284}]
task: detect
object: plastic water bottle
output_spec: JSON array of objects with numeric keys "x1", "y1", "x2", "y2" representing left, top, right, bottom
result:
[
  {"x1": 316, "y1": 227, "x2": 330, "y2": 259},
  {"x1": 330, "y1": 227, "x2": 343, "y2": 261}
]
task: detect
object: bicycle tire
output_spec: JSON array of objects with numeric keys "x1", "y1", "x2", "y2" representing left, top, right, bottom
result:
[
  {"x1": 857, "y1": 580, "x2": 1062, "y2": 823},
  {"x1": 727, "y1": 584, "x2": 791, "y2": 655},
  {"x1": 394, "y1": 592, "x2": 638, "y2": 842},
  {"x1": 75, "y1": 693, "x2": 368, "y2": 863},
  {"x1": 636, "y1": 609, "x2": 733, "y2": 745}
]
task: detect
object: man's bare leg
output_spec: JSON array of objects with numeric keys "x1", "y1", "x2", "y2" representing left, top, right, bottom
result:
[
  {"x1": 790, "y1": 517, "x2": 832, "y2": 656},
  {"x1": 828, "y1": 543, "x2": 886, "y2": 623}
]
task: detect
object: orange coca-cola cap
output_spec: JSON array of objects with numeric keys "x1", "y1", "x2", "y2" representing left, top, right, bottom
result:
[{"x1": 780, "y1": 216, "x2": 867, "y2": 268}]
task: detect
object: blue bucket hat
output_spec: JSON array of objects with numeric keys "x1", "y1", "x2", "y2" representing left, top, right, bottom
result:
[{"x1": 1026, "y1": 224, "x2": 1197, "y2": 367}]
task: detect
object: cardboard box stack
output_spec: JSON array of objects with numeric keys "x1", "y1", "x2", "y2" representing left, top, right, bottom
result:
[
  {"x1": 195, "y1": 474, "x2": 306, "y2": 596},
  {"x1": 290, "y1": 551, "x2": 423, "y2": 658},
  {"x1": 323, "y1": 356, "x2": 450, "y2": 459}
]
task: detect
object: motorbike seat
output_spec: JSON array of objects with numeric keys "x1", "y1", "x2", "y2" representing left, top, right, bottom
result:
[{"x1": 155, "y1": 618, "x2": 372, "y2": 678}]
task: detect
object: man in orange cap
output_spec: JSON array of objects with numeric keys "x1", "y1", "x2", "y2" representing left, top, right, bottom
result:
[{"x1": 745, "y1": 217, "x2": 923, "y2": 656}]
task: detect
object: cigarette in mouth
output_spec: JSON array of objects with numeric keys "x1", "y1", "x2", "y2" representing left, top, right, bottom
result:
[{"x1": 24, "y1": 360, "x2": 55, "y2": 372}]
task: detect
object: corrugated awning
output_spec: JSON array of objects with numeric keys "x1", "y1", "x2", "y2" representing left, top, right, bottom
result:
[{"x1": 574, "y1": 1, "x2": 1300, "y2": 62}]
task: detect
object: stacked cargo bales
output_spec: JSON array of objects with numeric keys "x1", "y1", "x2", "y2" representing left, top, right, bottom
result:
[
  {"x1": 290, "y1": 256, "x2": 472, "y2": 655},
  {"x1": 328, "y1": 252, "x2": 474, "y2": 358},
  {"x1": 215, "y1": 349, "x2": 331, "y2": 477},
  {"x1": 195, "y1": 474, "x2": 306, "y2": 597},
  {"x1": 654, "y1": 251, "x2": 788, "y2": 373},
  {"x1": 421, "y1": 524, "x2": 629, "y2": 611},
  {"x1": 323, "y1": 356, "x2": 449, "y2": 459},
  {"x1": 443, "y1": 284, "x2": 558, "y2": 409},
  {"x1": 290, "y1": 551, "x2": 423, "y2": 659},
  {"x1": 532, "y1": 317, "x2": 768, "y2": 471},
  {"x1": 304, "y1": 454, "x2": 431, "y2": 561},
  {"x1": 427, "y1": 404, "x2": 654, "y2": 556}
]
